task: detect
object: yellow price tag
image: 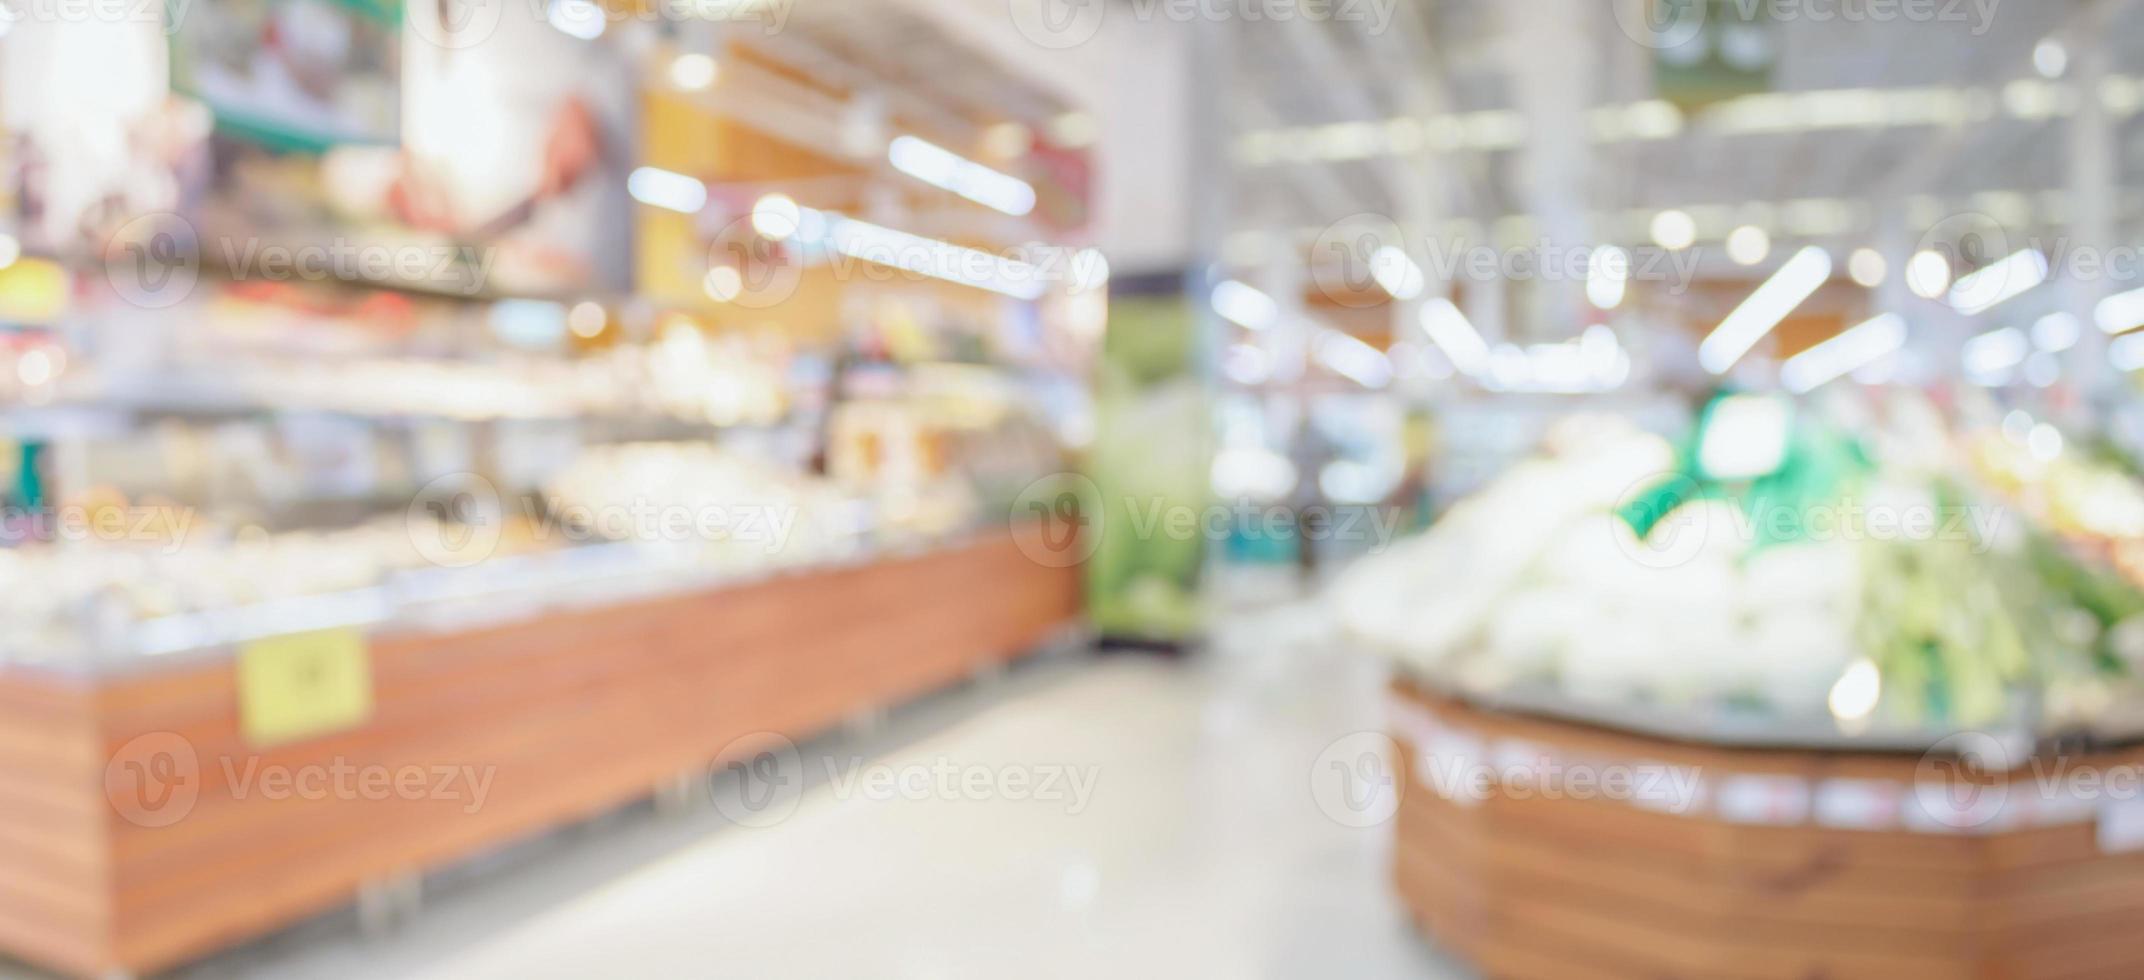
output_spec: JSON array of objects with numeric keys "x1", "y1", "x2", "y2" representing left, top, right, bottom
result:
[{"x1": 237, "y1": 628, "x2": 374, "y2": 747}]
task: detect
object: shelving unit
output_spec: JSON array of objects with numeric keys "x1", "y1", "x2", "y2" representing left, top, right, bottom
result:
[{"x1": 1, "y1": 522, "x2": 1081, "y2": 978}]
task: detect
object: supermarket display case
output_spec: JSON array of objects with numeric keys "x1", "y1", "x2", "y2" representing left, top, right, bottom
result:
[
  {"x1": 1341, "y1": 391, "x2": 2144, "y2": 980},
  {"x1": 1387, "y1": 679, "x2": 2144, "y2": 980},
  {"x1": 0, "y1": 3, "x2": 1105, "y2": 974}
]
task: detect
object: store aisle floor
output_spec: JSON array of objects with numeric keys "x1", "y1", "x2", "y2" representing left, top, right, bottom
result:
[{"x1": 121, "y1": 603, "x2": 1465, "y2": 980}]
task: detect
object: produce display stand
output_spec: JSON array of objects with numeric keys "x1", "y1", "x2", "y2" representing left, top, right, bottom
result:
[
  {"x1": 0, "y1": 523, "x2": 1082, "y2": 979},
  {"x1": 1387, "y1": 678, "x2": 2144, "y2": 980}
]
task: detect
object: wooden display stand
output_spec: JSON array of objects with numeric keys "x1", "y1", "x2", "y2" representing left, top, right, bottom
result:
[
  {"x1": 1388, "y1": 680, "x2": 2144, "y2": 980},
  {"x1": 0, "y1": 525, "x2": 1082, "y2": 978}
]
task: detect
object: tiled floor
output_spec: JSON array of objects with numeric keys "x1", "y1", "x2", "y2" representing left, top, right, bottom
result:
[{"x1": 24, "y1": 601, "x2": 1468, "y2": 980}]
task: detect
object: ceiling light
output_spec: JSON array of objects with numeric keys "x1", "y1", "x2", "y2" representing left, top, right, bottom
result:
[
  {"x1": 2096, "y1": 287, "x2": 2144, "y2": 334},
  {"x1": 888, "y1": 135, "x2": 1038, "y2": 217},
  {"x1": 1700, "y1": 246, "x2": 1833, "y2": 375},
  {"x1": 567, "y1": 301, "x2": 606, "y2": 338},
  {"x1": 1963, "y1": 326, "x2": 2030, "y2": 381},
  {"x1": 1726, "y1": 225, "x2": 1772, "y2": 266},
  {"x1": 1049, "y1": 112, "x2": 1099, "y2": 148},
  {"x1": 1905, "y1": 250, "x2": 1951, "y2": 299},
  {"x1": 1212, "y1": 280, "x2": 1279, "y2": 331},
  {"x1": 1587, "y1": 246, "x2": 1629, "y2": 310},
  {"x1": 669, "y1": 53, "x2": 718, "y2": 91},
  {"x1": 1948, "y1": 249, "x2": 2049, "y2": 315},
  {"x1": 825, "y1": 216, "x2": 1044, "y2": 299},
  {"x1": 703, "y1": 266, "x2": 744, "y2": 302},
  {"x1": 751, "y1": 193, "x2": 801, "y2": 240},
  {"x1": 2112, "y1": 332, "x2": 2144, "y2": 370},
  {"x1": 1780, "y1": 313, "x2": 1907, "y2": 394},
  {"x1": 2035, "y1": 38, "x2": 2069, "y2": 79},
  {"x1": 983, "y1": 122, "x2": 1032, "y2": 159},
  {"x1": 628, "y1": 167, "x2": 707, "y2": 214},
  {"x1": 1418, "y1": 298, "x2": 1489, "y2": 376},
  {"x1": 547, "y1": 0, "x2": 605, "y2": 40},
  {"x1": 1847, "y1": 248, "x2": 1886, "y2": 287},
  {"x1": 1316, "y1": 331, "x2": 1394, "y2": 389},
  {"x1": 1370, "y1": 246, "x2": 1424, "y2": 300},
  {"x1": 1650, "y1": 209, "x2": 1697, "y2": 251},
  {"x1": 2032, "y1": 312, "x2": 2080, "y2": 352}
]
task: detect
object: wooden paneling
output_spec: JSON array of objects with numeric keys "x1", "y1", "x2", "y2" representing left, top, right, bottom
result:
[
  {"x1": 0, "y1": 526, "x2": 1081, "y2": 978},
  {"x1": 1391, "y1": 682, "x2": 2144, "y2": 980}
]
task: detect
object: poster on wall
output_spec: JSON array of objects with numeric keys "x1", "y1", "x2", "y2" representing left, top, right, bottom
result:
[
  {"x1": 147, "y1": 0, "x2": 634, "y2": 298},
  {"x1": 170, "y1": 0, "x2": 401, "y2": 152},
  {"x1": 1, "y1": 17, "x2": 209, "y2": 258},
  {"x1": 393, "y1": 0, "x2": 636, "y2": 295},
  {"x1": 1087, "y1": 281, "x2": 1210, "y2": 644}
]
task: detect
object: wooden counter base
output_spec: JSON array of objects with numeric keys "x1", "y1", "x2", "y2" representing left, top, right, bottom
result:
[
  {"x1": 1389, "y1": 680, "x2": 2144, "y2": 980},
  {"x1": 0, "y1": 526, "x2": 1081, "y2": 978}
]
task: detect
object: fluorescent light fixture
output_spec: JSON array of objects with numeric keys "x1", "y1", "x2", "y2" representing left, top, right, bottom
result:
[
  {"x1": 2033, "y1": 312, "x2": 2081, "y2": 352},
  {"x1": 1316, "y1": 331, "x2": 1394, "y2": 389},
  {"x1": 2096, "y1": 286, "x2": 2144, "y2": 334},
  {"x1": 628, "y1": 167, "x2": 707, "y2": 214},
  {"x1": 1419, "y1": 298, "x2": 1489, "y2": 376},
  {"x1": 1212, "y1": 280, "x2": 1279, "y2": 331},
  {"x1": 1586, "y1": 246, "x2": 1629, "y2": 310},
  {"x1": 1370, "y1": 246, "x2": 1424, "y2": 300},
  {"x1": 1847, "y1": 248, "x2": 1887, "y2": 287},
  {"x1": 547, "y1": 0, "x2": 605, "y2": 40},
  {"x1": 825, "y1": 216, "x2": 1044, "y2": 299},
  {"x1": 1780, "y1": 313, "x2": 1906, "y2": 394},
  {"x1": 888, "y1": 135, "x2": 1038, "y2": 217},
  {"x1": 1947, "y1": 249, "x2": 2048, "y2": 315},
  {"x1": 1963, "y1": 326, "x2": 2030, "y2": 380},
  {"x1": 1699, "y1": 246, "x2": 1833, "y2": 375},
  {"x1": 2112, "y1": 332, "x2": 2144, "y2": 371}
]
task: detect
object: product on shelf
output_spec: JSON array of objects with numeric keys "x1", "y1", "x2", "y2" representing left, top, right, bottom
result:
[
  {"x1": 1337, "y1": 401, "x2": 2132, "y2": 735},
  {"x1": 539, "y1": 442, "x2": 863, "y2": 569}
]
